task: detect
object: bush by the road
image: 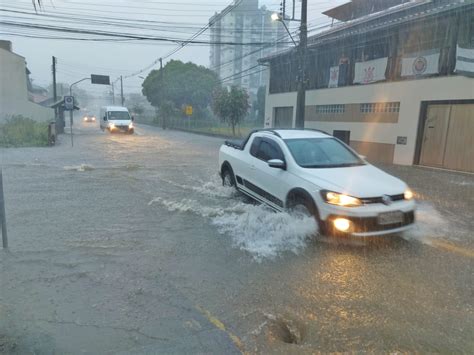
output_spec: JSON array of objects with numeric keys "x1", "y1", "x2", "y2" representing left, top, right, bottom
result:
[{"x1": 0, "y1": 115, "x2": 49, "y2": 147}]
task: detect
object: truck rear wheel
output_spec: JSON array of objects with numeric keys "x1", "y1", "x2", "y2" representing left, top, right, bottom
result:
[{"x1": 222, "y1": 166, "x2": 236, "y2": 188}]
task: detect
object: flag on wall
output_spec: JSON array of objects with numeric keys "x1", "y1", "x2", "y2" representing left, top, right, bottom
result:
[
  {"x1": 455, "y1": 46, "x2": 474, "y2": 76},
  {"x1": 401, "y1": 50, "x2": 440, "y2": 77},
  {"x1": 354, "y1": 57, "x2": 388, "y2": 84},
  {"x1": 328, "y1": 66, "x2": 339, "y2": 88}
]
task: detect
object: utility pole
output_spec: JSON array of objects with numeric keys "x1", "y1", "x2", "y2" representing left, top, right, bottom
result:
[
  {"x1": 160, "y1": 58, "x2": 166, "y2": 129},
  {"x1": 295, "y1": 0, "x2": 308, "y2": 129},
  {"x1": 111, "y1": 83, "x2": 115, "y2": 104},
  {"x1": 52, "y1": 56, "x2": 63, "y2": 133},
  {"x1": 120, "y1": 75, "x2": 124, "y2": 106},
  {"x1": 0, "y1": 169, "x2": 8, "y2": 249},
  {"x1": 52, "y1": 56, "x2": 57, "y2": 102}
]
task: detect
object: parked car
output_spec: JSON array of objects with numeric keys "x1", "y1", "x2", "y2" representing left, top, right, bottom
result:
[
  {"x1": 218, "y1": 129, "x2": 416, "y2": 237},
  {"x1": 83, "y1": 114, "x2": 96, "y2": 123},
  {"x1": 99, "y1": 106, "x2": 134, "y2": 134}
]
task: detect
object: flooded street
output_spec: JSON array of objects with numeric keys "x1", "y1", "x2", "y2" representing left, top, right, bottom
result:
[{"x1": 1, "y1": 123, "x2": 473, "y2": 354}]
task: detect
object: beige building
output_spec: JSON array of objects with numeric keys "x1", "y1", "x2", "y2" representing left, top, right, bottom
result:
[
  {"x1": 0, "y1": 40, "x2": 53, "y2": 123},
  {"x1": 262, "y1": 0, "x2": 474, "y2": 173}
]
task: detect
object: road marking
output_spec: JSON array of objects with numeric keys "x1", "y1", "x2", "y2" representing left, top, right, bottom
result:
[
  {"x1": 195, "y1": 305, "x2": 244, "y2": 353},
  {"x1": 427, "y1": 238, "x2": 474, "y2": 258}
]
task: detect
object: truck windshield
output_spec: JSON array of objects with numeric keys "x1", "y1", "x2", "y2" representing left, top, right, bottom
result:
[
  {"x1": 285, "y1": 138, "x2": 365, "y2": 168},
  {"x1": 108, "y1": 111, "x2": 130, "y2": 120}
]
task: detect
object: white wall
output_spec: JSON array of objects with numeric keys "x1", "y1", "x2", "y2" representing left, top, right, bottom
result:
[
  {"x1": 265, "y1": 76, "x2": 474, "y2": 165},
  {"x1": 0, "y1": 48, "x2": 53, "y2": 123}
]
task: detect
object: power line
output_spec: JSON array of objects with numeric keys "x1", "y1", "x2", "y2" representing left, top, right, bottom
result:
[
  {"x1": 0, "y1": 19, "x2": 291, "y2": 45},
  {"x1": 123, "y1": 0, "x2": 246, "y2": 79}
]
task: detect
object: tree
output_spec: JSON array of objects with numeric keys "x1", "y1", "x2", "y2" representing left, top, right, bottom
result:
[
  {"x1": 212, "y1": 86, "x2": 250, "y2": 136},
  {"x1": 142, "y1": 60, "x2": 219, "y2": 119}
]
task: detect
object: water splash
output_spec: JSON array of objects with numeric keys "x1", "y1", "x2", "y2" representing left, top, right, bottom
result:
[
  {"x1": 149, "y1": 188, "x2": 318, "y2": 261},
  {"x1": 404, "y1": 202, "x2": 455, "y2": 243},
  {"x1": 155, "y1": 175, "x2": 236, "y2": 198},
  {"x1": 212, "y1": 205, "x2": 317, "y2": 261},
  {"x1": 63, "y1": 164, "x2": 94, "y2": 172}
]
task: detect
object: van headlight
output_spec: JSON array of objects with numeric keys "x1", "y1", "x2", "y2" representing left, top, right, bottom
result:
[
  {"x1": 109, "y1": 123, "x2": 115, "y2": 129},
  {"x1": 404, "y1": 188, "x2": 414, "y2": 200},
  {"x1": 321, "y1": 190, "x2": 362, "y2": 207},
  {"x1": 128, "y1": 122, "x2": 134, "y2": 129}
]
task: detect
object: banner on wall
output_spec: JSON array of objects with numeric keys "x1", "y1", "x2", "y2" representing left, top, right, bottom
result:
[
  {"x1": 328, "y1": 66, "x2": 339, "y2": 88},
  {"x1": 354, "y1": 57, "x2": 388, "y2": 84},
  {"x1": 401, "y1": 50, "x2": 440, "y2": 77},
  {"x1": 455, "y1": 45, "x2": 474, "y2": 76}
]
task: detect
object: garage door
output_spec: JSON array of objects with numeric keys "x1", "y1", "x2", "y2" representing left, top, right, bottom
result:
[{"x1": 420, "y1": 103, "x2": 474, "y2": 173}]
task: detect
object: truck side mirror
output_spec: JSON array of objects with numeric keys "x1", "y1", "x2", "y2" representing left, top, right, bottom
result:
[
  {"x1": 103, "y1": 116, "x2": 107, "y2": 121},
  {"x1": 268, "y1": 159, "x2": 286, "y2": 170},
  {"x1": 131, "y1": 116, "x2": 135, "y2": 121}
]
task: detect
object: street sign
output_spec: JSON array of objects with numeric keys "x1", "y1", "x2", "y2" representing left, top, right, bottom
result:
[
  {"x1": 64, "y1": 96, "x2": 74, "y2": 111},
  {"x1": 185, "y1": 105, "x2": 193, "y2": 116},
  {"x1": 91, "y1": 74, "x2": 110, "y2": 85}
]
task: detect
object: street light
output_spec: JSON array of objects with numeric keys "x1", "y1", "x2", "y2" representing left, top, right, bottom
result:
[
  {"x1": 271, "y1": 13, "x2": 297, "y2": 46},
  {"x1": 68, "y1": 77, "x2": 91, "y2": 147},
  {"x1": 271, "y1": 0, "x2": 307, "y2": 129}
]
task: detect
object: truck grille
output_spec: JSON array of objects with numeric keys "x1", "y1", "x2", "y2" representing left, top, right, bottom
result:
[{"x1": 361, "y1": 194, "x2": 405, "y2": 204}]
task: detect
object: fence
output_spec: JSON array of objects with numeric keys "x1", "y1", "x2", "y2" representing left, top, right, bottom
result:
[{"x1": 165, "y1": 116, "x2": 262, "y2": 138}]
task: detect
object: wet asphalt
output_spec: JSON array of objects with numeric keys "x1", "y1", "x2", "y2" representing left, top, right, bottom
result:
[{"x1": 0, "y1": 122, "x2": 473, "y2": 354}]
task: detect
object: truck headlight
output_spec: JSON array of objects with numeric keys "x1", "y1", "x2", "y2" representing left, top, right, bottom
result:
[
  {"x1": 128, "y1": 122, "x2": 134, "y2": 129},
  {"x1": 321, "y1": 190, "x2": 362, "y2": 207},
  {"x1": 404, "y1": 188, "x2": 414, "y2": 200},
  {"x1": 109, "y1": 123, "x2": 115, "y2": 130}
]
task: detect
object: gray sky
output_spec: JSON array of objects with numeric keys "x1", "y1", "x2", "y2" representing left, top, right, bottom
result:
[{"x1": 0, "y1": 0, "x2": 346, "y2": 96}]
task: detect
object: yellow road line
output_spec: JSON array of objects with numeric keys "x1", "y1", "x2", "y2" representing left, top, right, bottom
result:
[
  {"x1": 195, "y1": 305, "x2": 244, "y2": 353},
  {"x1": 427, "y1": 239, "x2": 474, "y2": 258}
]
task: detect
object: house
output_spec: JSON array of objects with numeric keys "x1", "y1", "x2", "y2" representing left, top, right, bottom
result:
[
  {"x1": 0, "y1": 40, "x2": 53, "y2": 123},
  {"x1": 261, "y1": 0, "x2": 474, "y2": 173}
]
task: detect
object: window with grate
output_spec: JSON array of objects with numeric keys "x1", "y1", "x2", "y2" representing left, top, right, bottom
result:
[
  {"x1": 316, "y1": 104, "x2": 345, "y2": 114},
  {"x1": 360, "y1": 102, "x2": 400, "y2": 113}
]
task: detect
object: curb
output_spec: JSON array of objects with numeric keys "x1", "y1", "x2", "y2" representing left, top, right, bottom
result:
[{"x1": 139, "y1": 123, "x2": 248, "y2": 139}]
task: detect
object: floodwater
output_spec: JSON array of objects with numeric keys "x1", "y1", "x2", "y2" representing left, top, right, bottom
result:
[{"x1": 1, "y1": 122, "x2": 473, "y2": 353}]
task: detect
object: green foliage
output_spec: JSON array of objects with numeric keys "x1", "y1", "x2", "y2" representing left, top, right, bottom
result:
[
  {"x1": 0, "y1": 115, "x2": 49, "y2": 147},
  {"x1": 142, "y1": 60, "x2": 220, "y2": 119},
  {"x1": 212, "y1": 86, "x2": 250, "y2": 136}
]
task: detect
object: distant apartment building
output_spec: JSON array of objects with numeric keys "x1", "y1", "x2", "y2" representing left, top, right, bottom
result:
[
  {"x1": 209, "y1": 0, "x2": 286, "y2": 98},
  {"x1": 0, "y1": 40, "x2": 53, "y2": 123}
]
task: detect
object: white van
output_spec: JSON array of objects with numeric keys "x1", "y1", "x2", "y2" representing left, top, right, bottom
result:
[{"x1": 100, "y1": 106, "x2": 134, "y2": 134}]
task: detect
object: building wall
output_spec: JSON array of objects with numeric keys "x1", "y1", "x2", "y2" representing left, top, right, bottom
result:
[
  {"x1": 264, "y1": 75, "x2": 474, "y2": 165},
  {"x1": 0, "y1": 48, "x2": 53, "y2": 123}
]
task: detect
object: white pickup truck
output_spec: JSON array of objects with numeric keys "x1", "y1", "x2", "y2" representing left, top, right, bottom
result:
[{"x1": 218, "y1": 129, "x2": 416, "y2": 237}]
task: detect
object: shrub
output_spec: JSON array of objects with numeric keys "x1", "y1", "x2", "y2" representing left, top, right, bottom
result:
[{"x1": 0, "y1": 115, "x2": 49, "y2": 147}]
